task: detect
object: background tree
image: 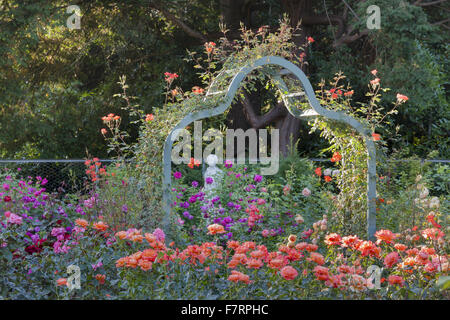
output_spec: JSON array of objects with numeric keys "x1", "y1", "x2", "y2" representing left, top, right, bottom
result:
[{"x1": 0, "y1": 0, "x2": 448, "y2": 159}]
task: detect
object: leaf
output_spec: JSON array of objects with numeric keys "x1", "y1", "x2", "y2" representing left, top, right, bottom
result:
[{"x1": 436, "y1": 276, "x2": 450, "y2": 290}]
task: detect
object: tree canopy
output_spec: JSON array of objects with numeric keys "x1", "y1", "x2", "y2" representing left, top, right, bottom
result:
[{"x1": 0, "y1": 0, "x2": 448, "y2": 159}]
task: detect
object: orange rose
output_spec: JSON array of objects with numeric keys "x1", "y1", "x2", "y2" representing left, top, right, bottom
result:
[
  {"x1": 246, "y1": 258, "x2": 263, "y2": 269},
  {"x1": 207, "y1": 224, "x2": 225, "y2": 235},
  {"x1": 324, "y1": 233, "x2": 342, "y2": 246},
  {"x1": 313, "y1": 266, "x2": 329, "y2": 281},
  {"x1": 268, "y1": 258, "x2": 286, "y2": 269},
  {"x1": 126, "y1": 258, "x2": 138, "y2": 268},
  {"x1": 145, "y1": 233, "x2": 157, "y2": 244},
  {"x1": 375, "y1": 229, "x2": 397, "y2": 244},
  {"x1": 388, "y1": 275, "x2": 404, "y2": 286},
  {"x1": 115, "y1": 257, "x2": 127, "y2": 268},
  {"x1": 227, "y1": 270, "x2": 250, "y2": 284},
  {"x1": 93, "y1": 221, "x2": 109, "y2": 232},
  {"x1": 308, "y1": 252, "x2": 325, "y2": 265},
  {"x1": 384, "y1": 252, "x2": 400, "y2": 269},
  {"x1": 95, "y1": 274, "x2": 106, "y2": 285},
  {"x1": 280, "y1": 266, "x2": 298, "y2": 280},
  {"x1": 394, "y1": 243, "x2": 407, "y2": 251},
  {"x1": 138, "y1": 260, "x2": 152, "y2": 271},
  {"x1": 115, "y1": 231, "x2": 127, "y2": 240},
  {"x1": 75, "y1": 218, "x2": 88, "y2": 228},
  {"x1": 56, "y1": 278, "x2": 68, "y2": 286},
  {"x1": 250, "y1": 250, "x2": 265, "y2": 260},
  {"x1": 130, "y1": 234, "x2": 143, "y2": 243}
]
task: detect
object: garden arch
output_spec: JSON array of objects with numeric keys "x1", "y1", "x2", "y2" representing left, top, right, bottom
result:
[{"x1": 162, "y1": 55, "x2": 377, "y2": 240}]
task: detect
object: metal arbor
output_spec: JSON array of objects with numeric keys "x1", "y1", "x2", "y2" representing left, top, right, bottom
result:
[{"x1": 162, "y1": 55, "x2": 377, "y2": 240}]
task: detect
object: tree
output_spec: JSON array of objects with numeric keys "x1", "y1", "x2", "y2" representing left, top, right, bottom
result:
[{"x1": 147, "y1": 0, "x2": 449, "y2": 157}]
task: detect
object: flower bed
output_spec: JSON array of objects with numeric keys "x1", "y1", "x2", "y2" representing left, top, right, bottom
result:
[{"x1": 0, "y1": 168, "x2": 447, "y2": 300}]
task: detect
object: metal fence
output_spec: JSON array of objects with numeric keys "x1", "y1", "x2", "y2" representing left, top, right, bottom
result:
[
  {"x1": 0, "y1": 159, "x2": 117, "y2": 193},
  {"x1": 0, "y1": 158, "x2": 448, "y2": 194}
]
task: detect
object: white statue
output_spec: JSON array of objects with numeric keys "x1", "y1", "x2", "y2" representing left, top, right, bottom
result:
[{"x1": 204, "y1": 154, "x2": 223, "y2": 198}]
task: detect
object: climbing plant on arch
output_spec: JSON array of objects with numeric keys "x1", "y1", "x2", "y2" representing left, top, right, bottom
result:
[{"x1": 162, "y1": 55, "x2": 377, "y2": 240}]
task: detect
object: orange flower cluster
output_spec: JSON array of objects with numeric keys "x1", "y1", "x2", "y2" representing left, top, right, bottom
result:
[
  {"x1": 116, "y1": 240, "x2": 223, "y2": 272},
  {"x1": 75, "y1": 218, "x2": 89, "y2": 228},
  {"x1": 115, "y1": 228, "x2": 148, "y2": 243},
  {"x1": 324, "y1": 233, "x2": 342, "y2": 246},
  {"x1": 56, "y1": 278, "x2": 68, "y2": 286},
  {"x1": 372, "y1": 133, "x2": 381, "y2": 141},
  {"x1": 375, "y1": 229, "x2": 399, "y2": 245},
  {"x1": 315, "y1": 167, "x2": 322, "y2": 176},
  {"x1": 280, "y1": 266, "x2": 298, "y2": 280},
  {"x1": 192, "y1": 86, "x2": 205, "y2": 95},
  {"x1": 228, "y1": 270, "x2": 251, "y2": 284},
  {"x1": 188, "y1": 157, "x2": 200, "y2": 168},
  {"x1": 330, "y1": 152, "x2": 342, "y2": 163},
  {"x1": 396, "y1": 93, "x2": 409, "y2": 103},
  {"x1": 164, "y1": 72, "x2": 179, "y2": 82},
  {"x1": 84, "y1": 158, "x2": 110, "y2": 182},
  {"x1": 344, "y1": 90, "x2": 354, "y2": 97},
  {"x1": 101, "y1": 113, "x2": 121, "y2": 122},
  {"x1": 204, "y1": 41, "x2": 216, "y2": 53},
  {"x1": 93, "y1": 221, "x2": 109, "y2": 232},
  {"x1": 95, "y1": 274, "x2": 106, "y2": 285},
  {"x1": 109, "y1": 213, "x2": 447, "y2": 292},
  {"x1": 207, "y1": 224, "x2": 225, "y2": 235},
  {"x1": 329, "y1": 88, "x2": 343, "y2": 99},
  {"x1": 145, "y1": 114, "x2": 154, "y2": 122}
]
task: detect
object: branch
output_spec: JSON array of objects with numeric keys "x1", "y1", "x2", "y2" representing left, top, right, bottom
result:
[
  {"x1": 241, "y1": 92, "x2": 287, "y2": 129},
  {"x1": 301, "y1": 14, "x2": 345, "y2": 38},
  {"x1": 333, "y1": 28, "x2": 370, "y2": 47},
  {"x1": 414, "y1": 0, "x2": 447, "y2": 6},
  {"x1": 433, "y1": 18, "x2": 450, "y2": 25},
  {"x1": 148, "y1": 2, "x2": 207, "y2": 42}
]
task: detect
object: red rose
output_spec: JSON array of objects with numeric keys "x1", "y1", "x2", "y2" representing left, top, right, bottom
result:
[{"x1": 3, "y1": 196, "x2": 11, "y2": 202}]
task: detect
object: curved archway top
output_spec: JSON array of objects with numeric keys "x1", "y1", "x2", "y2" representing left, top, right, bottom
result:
[{"x1": 162, "y1": 55, "x2": 377, "y2": 240}]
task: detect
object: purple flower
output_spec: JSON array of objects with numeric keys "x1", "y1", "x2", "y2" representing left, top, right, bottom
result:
[
  {"x1": 182, "y1": 211, "x2": 193, "y2": 220},
  {"x1": 191, "y1": 181, "x2": 199, "y2": 187},
  {"x1": 254, "y1": 175, "x2": 262, "y2": 183},
  {"x1": 91, "y1": 260, "x2": 103, "y2": 270},
  {"x1": 180, "y1": 201, "x2": 190, "y2": 209},
  {"x1": 173, "y1": 172, "x2": 182, "y2": 179},
  {"x1": 224, "y1": 160, "x2": 233, "y2": 168},
  {"x1": 245, "y1": 184, "x2": 256, "y2": 192},
  {"x1": 205, "y1": 177, "x2": 214, "y2": 184},
  {"x1": 122, "y1": 205, "x2": 128, "y2": 213},
  {"x1": 224, "y1": 217, "x2": 233, "y2": 224}
]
